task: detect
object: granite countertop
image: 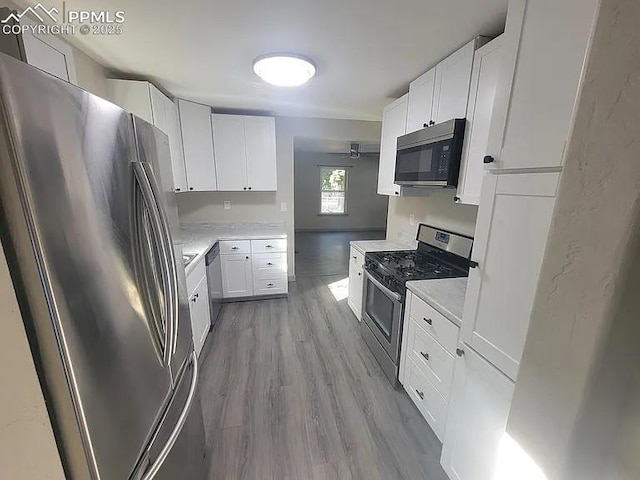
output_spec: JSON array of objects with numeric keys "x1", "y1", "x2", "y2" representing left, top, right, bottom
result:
[
  {"x1": 177, "y1": 221, "x2": 287, "y2": 275},
  {"x1": 350, "y1": 238, "x2": 417, "y2": 254},
  {"x1": 406, "y1": 277, "x2": 468, "y2": 327}
]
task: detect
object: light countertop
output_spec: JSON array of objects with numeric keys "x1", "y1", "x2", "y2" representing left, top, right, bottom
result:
[
  {"x1": 177, "y1": 221, "x2": 287, "y2": 275},
  {"x1": 350, "y1": 239, "x2": 417, "y2": 254},
  {"x1": 406, "y1": 277, "x2": 468, "y2": 327}
]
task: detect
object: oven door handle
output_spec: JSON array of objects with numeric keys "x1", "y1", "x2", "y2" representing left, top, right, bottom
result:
[{"x1": 364, "y1": 269, "x2": 402, "y2": 301}]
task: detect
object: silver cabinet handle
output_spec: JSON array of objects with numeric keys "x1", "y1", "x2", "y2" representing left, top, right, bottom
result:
[
  {"x1": 423, "y1": 317, "x2": 433, "y2": 325},
  {"x1": 266, "y1": 262, "x2": 274, "y2": 266},
  {"x1": 415, "y1": 389, "x2": 424, "y2": 400},
  {"x1": 420, "y1": 351, "x2": 429, "y2": 361},
  {"x1": 140, "y1": 351, "x2": 199, "y2": 480},
  {"x1": 266, "y1": 244, "x2": 274, "y2": 248},
  {"x1": 231, "y1": 246, "x2": 239, "y2": 250}
]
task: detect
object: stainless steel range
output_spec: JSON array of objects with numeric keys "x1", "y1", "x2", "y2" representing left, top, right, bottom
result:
[{"x1": 361, "y1": 224, "x2": 473, "y2": 385}]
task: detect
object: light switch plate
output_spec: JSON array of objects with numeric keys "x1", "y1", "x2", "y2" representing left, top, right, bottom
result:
[
  {"x1": 280, "y1": 202, "x2": 287, "y2": 212},
  {"x1": 223, "y1": 201, "x2": 231, "y2": 210},
  {"x1": 409, "y1": 214, "x2": 415, "y2": 226}
]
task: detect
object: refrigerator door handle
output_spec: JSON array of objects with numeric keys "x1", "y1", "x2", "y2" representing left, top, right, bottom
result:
[
  {"x1": 140, "y1": 351, "x2": 198, "y2": 480},
  {"x1": 137, "y1": 162, "x2": 180, "y2": 357},
  {"x1": 133, "y1": 162, "x2": 177, "y2": 365}
]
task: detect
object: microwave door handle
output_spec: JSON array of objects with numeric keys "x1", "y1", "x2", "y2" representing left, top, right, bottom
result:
[{"x1": 364, "y1": 270, "x2": 402, "y2": 301}]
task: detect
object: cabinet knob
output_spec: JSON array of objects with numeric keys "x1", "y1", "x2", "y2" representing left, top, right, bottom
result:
[
  {"x1": 423, "y1": 123, "x2": 428, "y2": 128},
  {"x1": 189, "y1": 187, "x2": 194, "y2": 191},
  {"x1": 429, "y1": 120, "x2": 435, "y2": 126},
  {"x1": 395, "y1": 191, "x2": 400, "y2": 196},
  {"x1": 456, "y1": 348, "x2": 465, "y2": 357},
  {"x1": 266, "y1": 245, "x2": 273, "y2": 248},
  {"x1": 469, "y1": 260, "x2": 478, "y2": 268},
  {"x1": 245, "y1": 256, "x2": 250, "y2": 260},
  {"x1": 415, "y1": 389, "x2": 425, "y2": 400},
  {"x1": 358, "y1": 272, "x2": 362, "y2": 276},
  {"x1": 423, "y1": 317, "x2": 432, "y2": 325},
  {"x1": 267, "y1": 283, "x2": 274, "y2": 288},
  {"x1": 191, "y1": 296, "x2": 197, "y2": 303},
  {"x1": 267, "y1": 262, "x2": 274, "y2": 266},
  {"x1": 483, "y1": 155, "x2": 495, "y2": 164},
  {"x1": 231, "y1": 246, "x2": 239, "y2": 250},
  {"x1": 454, "y1": 196, "x2": 460, "y2": 203},
  {"x1": 420, "y1": 351, "x2": 430, "y2": 361},
  {"x1": 175, "y1": 188, "x2": 181, "y2": 192},
  {"x1": 243, "y1": 187, "x2": 247, "y2": 190},
  {"x1": 248, "y1": 187, "x2": 252, "y2": 190}
]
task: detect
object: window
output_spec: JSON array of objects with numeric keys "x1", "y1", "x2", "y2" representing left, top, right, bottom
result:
[{"x1": 320, "y1": 167, "x2": 347, "y2": 214}]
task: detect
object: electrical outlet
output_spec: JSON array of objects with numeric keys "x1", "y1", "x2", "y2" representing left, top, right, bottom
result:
[
  {"x1": 409, "y1": 214, "x2": 415, "y2": 226},
  {"x1": 280, "y1": 202, "x2": 287, "y2": 212},
  {"x1": 223, "y1": 201, "x2": 231, "y2": 210}
]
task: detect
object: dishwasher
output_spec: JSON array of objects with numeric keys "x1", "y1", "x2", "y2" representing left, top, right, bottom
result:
[{"x1": 205, "y1": 242, "x2": 223, "y2": 328}]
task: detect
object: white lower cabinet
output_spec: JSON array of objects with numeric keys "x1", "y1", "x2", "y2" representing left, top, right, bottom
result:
[
  {"x1": 186, "y1": 259, "x2": 210, "y2": 357},
  {"x1": 220, "y1": 237, "x2": 288, "y2": 299},
  {"x1": 399, "y1": 291, "x2": 460, "y2": 441},
  {"x1": 441, "y1": 346, "x2": 515, "y2": 480},
  {"x1": 347, "y1": 247, "x2": 365, "y2": 319},
  {"x1": 221, "y1": 253, "x2": 253, "y2": 298}
]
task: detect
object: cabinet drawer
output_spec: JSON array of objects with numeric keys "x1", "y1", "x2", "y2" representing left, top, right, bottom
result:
[
  {"x1": 253, "y1": 277, "x2": 288, "y2": 296},
  {"x1": 251, "y1": 238, "x2": 287, "y2": 253},
  {"x1": 349, "y1": 247, "x2": 365, "y2": 269},
  {"x1": 408, "y1": 293, "x2": 460, "y2": 355},
  {"x1": 405, "y1": 360, "x2": 448, "y2": 441},
  {"x1": 407, "y1": 318, "x2": 455, "y2": 401},
  {"x1": 186, "y1": 257, "x2": 206, "y2": 294},
  {"x1": 253, "y1": 253, "x2": 287, "y2": 280},
  {"x1": 220, "y1": 240, "x2": 251, "y2": 255}
]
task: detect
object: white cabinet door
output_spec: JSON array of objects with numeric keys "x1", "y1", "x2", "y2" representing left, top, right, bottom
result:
[
  {"x1": 348, "y1": 258, "x2": 364, "y2": 320},
  {"x1": 406, "y1": 67, "x2": 436, "y2": 133},
  {"x1": 178, "y1": 100, "x2": 217, "y2": 192},
  {"x1": 163, "y1": 98, "x2": 188, "y2": 192},
  {"x1": 441, "y1": 346, "x2": 515, "y2": 480},
  {"x1": 21, "y1": 18, "x2": 77, "y2": 84},
  {"x1": 377, "y1": 95, "x2": 407, "y2": 196},
  {"x1": 432, "y1": 39, "x2": 477, "y2": 124},
  {"x1": 211, "y1": 114, "x2": 247, "y2": 191},
  {"x1": 149, "y1": 85, "x2": 168, "y2": 132},
  {"x1": 486, "y1": 0, "x2": 598, "y2": 171},
  {"x1": 106, "y1": 80, "x2": 155, "y2": 124},
  {"x1": 456, "y1": 36, "x2": 504, "y2": 205},
  {"x1": 189, "y1": 275, "x2": 211, "y2": 357},
  {"x1": 221, "y1": 254, "x2": 253, "y2": 298},
  {"x1": 244, "y1": 116, "x2": 277, "y2": 191},
  {"x1": 461, "y1": 172, "x2": 559, "y2": 381}
]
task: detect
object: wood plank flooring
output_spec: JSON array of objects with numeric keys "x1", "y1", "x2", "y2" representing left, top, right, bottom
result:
[
  {"x1": 198, "y1": 273, "x2": 448, "y2": 479},
  {"x1": 294, "y1": 230, "x2": 385, "y2": 278}
]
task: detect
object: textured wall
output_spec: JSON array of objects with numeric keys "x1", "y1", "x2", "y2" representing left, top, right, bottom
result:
[{"x1": 506, "y1": 0, "x2": 640, "y2": 478}]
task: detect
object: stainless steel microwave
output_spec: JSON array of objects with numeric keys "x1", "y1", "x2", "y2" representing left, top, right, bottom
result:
[{"x1": 394, "y1": 118, "x2": 466, "y2": 188}]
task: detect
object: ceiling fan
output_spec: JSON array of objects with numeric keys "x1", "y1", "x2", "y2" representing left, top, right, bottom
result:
[{"x1": 341, "y1": 142, "x2": 380, "y2": 159}]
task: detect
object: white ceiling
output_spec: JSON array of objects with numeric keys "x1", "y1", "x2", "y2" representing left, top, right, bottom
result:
[{"x1": 23, "y1": 0, "x2": 507, "y2": 120}]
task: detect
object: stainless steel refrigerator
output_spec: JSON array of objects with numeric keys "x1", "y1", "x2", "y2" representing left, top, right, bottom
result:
[{"x1": 0, "y1": 53, "x2": 208, "y2": 479}]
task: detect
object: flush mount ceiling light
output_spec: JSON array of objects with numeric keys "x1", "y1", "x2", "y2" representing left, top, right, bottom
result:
[{"x1": 252, "y1": 54, "x2": 316, "y2": 87}]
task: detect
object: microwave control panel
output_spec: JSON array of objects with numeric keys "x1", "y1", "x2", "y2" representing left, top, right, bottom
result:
[{"x1": 438, "y1": 145, "x2": 451, "y2": 176}]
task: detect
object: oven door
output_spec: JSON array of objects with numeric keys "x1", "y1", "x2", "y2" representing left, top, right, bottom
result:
[{"x1": 362, "y1": 270, "x2": 404, "y2": 363}]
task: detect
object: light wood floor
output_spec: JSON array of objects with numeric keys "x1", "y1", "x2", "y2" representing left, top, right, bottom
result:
[{"x1": 198, "y1": 231, "x2": 447, "y2": 479}]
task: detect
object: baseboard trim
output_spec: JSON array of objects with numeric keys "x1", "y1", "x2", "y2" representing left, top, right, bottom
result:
[{"x1": 294, "y1": 227, "x2": 386, "y2": 233}]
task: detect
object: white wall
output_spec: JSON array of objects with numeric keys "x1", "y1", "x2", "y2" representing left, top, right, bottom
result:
[
  {"x1": 386, "y1": 191, "x2": 478, "y2": 242},
  {"x1": 177, "y1": 117, "x2": 382, "y2": 278},
  {"x1": 505, "y1": 0, "x2": 640, "y2": 479},
  {"x1": 294, "y1": 152, "x2": 388, "y2": 231}
]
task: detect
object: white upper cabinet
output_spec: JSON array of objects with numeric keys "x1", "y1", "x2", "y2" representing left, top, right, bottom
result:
[
  {"x1": 377, "y1": 94, "x2": 407, "y2": 196},
  {"x1": 244, "y1": 116, "x2": 277, "y2": 191},
  {"x1": 432, "y1": 38, "x2": 484, "y2": 124},
  {"x1": 441, "y1": 346, "x2": 515, "y2": 480},
  {"x1": 178, "y1": 99, "x2": 217, "y2": 192},
  {"x1": 456, "y1": 36, "x2": 504, "y2": 205},
  {"x1": 461, "y1": 172, "x2": 559, "y2": 381},
  {"x1": 107, "y1": 80, "x2": 187, "y2": 192},
  {"x1": 21, "y1": 18, "x2": 77, "y2": 84},
  {"x1": 211, "y1": 114, "x2": 277, "y2": 192},
  {"x1": 486, "y1": 0, "x2": 599, "y2": 171},
  {"x1": 406, "y1": 68, "x2": 436, "y2": 134},
  {"x1": 211, "y1": 114, "x2": 247, "y2": 191}
]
